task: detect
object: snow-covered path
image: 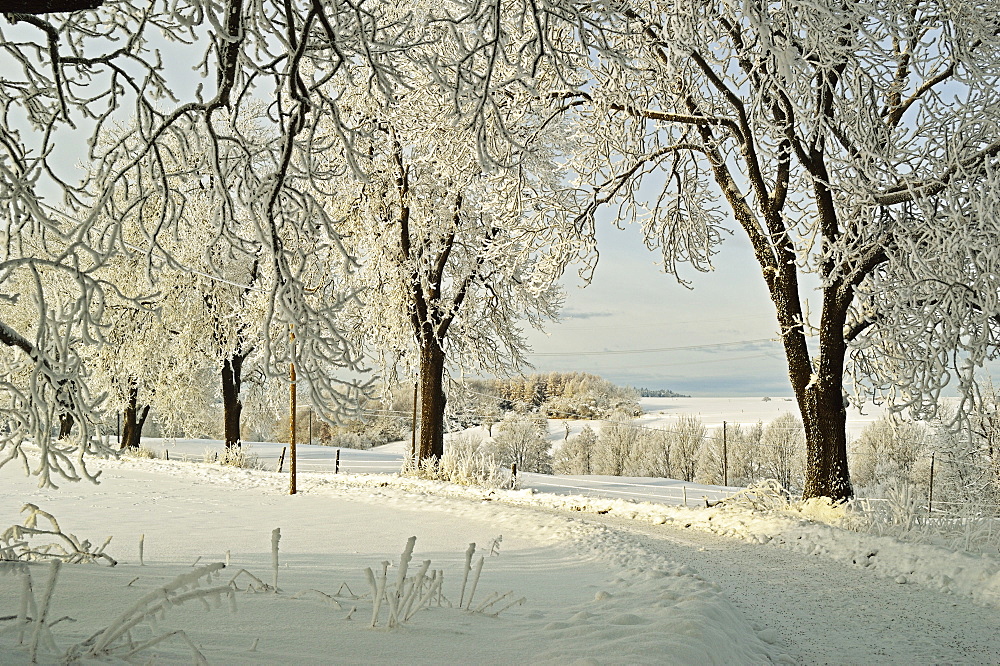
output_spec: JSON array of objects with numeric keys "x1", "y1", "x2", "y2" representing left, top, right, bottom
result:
[{"x1": 588, "y1": 513, "x2": 1000, "y2": 664}]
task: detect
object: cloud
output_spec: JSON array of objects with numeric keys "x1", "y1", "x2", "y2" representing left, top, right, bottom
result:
[{"x1": 559, "y1": 310, "x2": 615, "y2": 321}]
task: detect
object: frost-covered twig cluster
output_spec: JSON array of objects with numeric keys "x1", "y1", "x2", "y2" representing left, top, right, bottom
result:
[
  {"x1": 1, "y1": 503, "x2": 116, "y2": 566},
  {"x1": 365, "y1": 536, "x2": 523, "y2": 628},
  {"x1": 0, "y1": 560, "x2": 233, "y2": 664},
  {"x1": 65, "y1": 562, "x2": 234, "y2": 663}
]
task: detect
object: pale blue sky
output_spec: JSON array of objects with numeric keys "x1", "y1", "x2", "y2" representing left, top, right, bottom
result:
[{"x1": 523, "y1": 219, "x2": 797, "y2": 397}]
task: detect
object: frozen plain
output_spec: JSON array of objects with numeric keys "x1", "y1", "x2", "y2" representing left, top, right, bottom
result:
[{"x1": 4, "y1": 397, "x2": 1000, "y2": 664}]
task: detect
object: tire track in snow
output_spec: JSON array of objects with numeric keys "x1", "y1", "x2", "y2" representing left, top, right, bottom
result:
[{"x1": 583, "y1": 514, "x2": 1000, "y2": 664}]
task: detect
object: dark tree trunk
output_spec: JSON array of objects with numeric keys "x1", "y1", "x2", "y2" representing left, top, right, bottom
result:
[
  {"x1": 221, "y1": 351, "x2": 248, "y2": 450},
  {"x1": 800, "y1": 288, "x2": 853, "y2": 500},
  {"x1": 417, "y1": 338, "x2": 447, "y2": 460},
  {"x1": 121, "y1": 382, "x2": 150, "y2": 450},
  {"x1": 58, "y1": 412, "x2": 74, "y2": 439},
  {"x1": 800, "y1": 377, "x2": 852, "y2": 499},
  {"x1": 776, "y1": 277, "x2": 854, "y2": 501}
]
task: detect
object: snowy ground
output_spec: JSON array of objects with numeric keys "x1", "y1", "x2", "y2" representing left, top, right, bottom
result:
[
  {"x1": 5, "y1": 397, "x2": 999, "y2": 664},
  {"x1": 2, "y1": 456, "x2": 777, "y2": 664}
]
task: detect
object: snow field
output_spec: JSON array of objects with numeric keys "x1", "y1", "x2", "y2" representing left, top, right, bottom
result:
[{"x1": 2, "y1": 457, "x2": 776, "y2": 664}]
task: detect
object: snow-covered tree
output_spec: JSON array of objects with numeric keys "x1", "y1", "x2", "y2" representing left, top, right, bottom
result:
[
  {"x1": 558, "y1": 0, "x2": 1000, "y2": 499},
  {"x1": 489, "y1": 412, "x2": 552, "y2": 474},
  {"x1": 668, "y1": 415, "x2": 706, "y2": 483},
  {"x1": 0, "y1": 0, "x2": 589, "y2": 482},
  {"x1": 759, "y1": 413, "x2": 807, "y2": 493},
  {"x1": 630, "y1": 427, "x2": 672, "y2": 478},
  {"x1": 593, "y1": 412, "x2": 641, "y2": 476},
  {"x1": 850, "y1": 414, "x2": 930, "y2": 493},
  {"x1": 553, "y1": 425, "x2": 597, "y2": 475},
  {"x1": 322, "y1": 77, "x2": 586, "y2": 461}
]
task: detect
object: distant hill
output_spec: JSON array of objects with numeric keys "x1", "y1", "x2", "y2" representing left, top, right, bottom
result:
[{"x1": 636, "y1": 387, "x2": 689, "y2": 398}]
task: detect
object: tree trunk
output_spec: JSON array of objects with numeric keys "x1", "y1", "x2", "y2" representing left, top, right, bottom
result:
[
  {"x1": 417, "y1": 338, "x2": 447, "y2": 460},
  {"x1": 221, "y1": 352, "x2": 247, "y2": 450},
  {"x1": 800, "y1": 378, "x2": 852, "y2": 499},
  {"x1": 121, "y1": 381, "x2": 150, "y2": 450},
  {"x1": 58, "y1": 412, "x2": 74, "y2": 439},
  {"x1": 777, "y1": 280, "x2": 854, "y2": 501},
  {"x1": 801, "y1": 296, "x2": 853, "y2": 500}
]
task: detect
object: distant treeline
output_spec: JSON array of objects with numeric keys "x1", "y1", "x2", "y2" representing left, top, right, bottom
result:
[
  {"x1": 455, "y1": 372, "x2": 641, "y2": 420},
  {"x1": 635, "y1": 387, "x2": 688, "y2": 398}
]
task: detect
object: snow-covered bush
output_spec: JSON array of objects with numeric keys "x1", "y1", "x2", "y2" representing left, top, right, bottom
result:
[
  {"x1": 553, "y1": 426, "x2": 597, "y2": 475},
  {"x1": 488, "y1": 412, "x2": 552, "y2": 474},
  {"x1": 849, "y1": 415, "x2": 931, "y2": 495},
  {"x1": 205, "y1": 445, "x2": 266, "y2": 471},
  {"x1": 442, "y1": 433, "x2": 510, "y2": 487},
  {"x1": 404, "y1": 432, "x2": 510, "y2": 488},
  {"x1": 123, "y1": 445, "x2": 160, "y2": 460},
  {"x1": 592, "y1": 411, "x2": 641, "y2": 475}
]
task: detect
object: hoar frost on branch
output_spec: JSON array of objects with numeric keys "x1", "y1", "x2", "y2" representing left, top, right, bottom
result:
[{"x1": 557, "y1": 0, "x2": 1000, "y2": 499}]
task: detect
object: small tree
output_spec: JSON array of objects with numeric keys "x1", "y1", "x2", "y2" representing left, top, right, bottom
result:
[
  {"x1": 670, "y1": 415, "x2": 706, "y2": 483},
  {"x1": 489, "y1": 412, "x2": 552, "y2": 474},
  {"x1": 553, "y1": 426, "x2": 597, "y2": 475},
  {"x1": 697, "y1": 422, "x2": 765, "y2": 487},
  {"x1": 759, "y1": 414, "x2": 807, "y2": 493},
  {"x1": 631, "y1": 428, "x2": 673, "y2": 479},
  {"x1": 850, "y1": 415, "x2": 930, "y2": 493},
  {"x1": 593, "y1": 413, "x2": 641, "y2": 476}
]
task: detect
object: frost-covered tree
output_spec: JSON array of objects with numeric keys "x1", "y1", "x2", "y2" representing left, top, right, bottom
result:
[
  {"x1": 759, "y1": 413, "x2": 807, "y2": 492},
  {"x1": 560, "y1": 1, "x2": 1000, "y2": 499},
  {"x1": 697, "y1": 421, "x2": 764, "y2": 486},
  {"x1": 630, "y1": 427, "x2": 672, "y2": 478},
  {"x1": 496, "y1": 372, "x2": 640, "y2": 419},
  {"x1": 489, "y1": 412, "x2": 552, "y2": 474},
  {"x1": 669, "y1": 414, "x2": 706, "y2": 483},
  {"x1": 1, "y1": 0, "x2": 572, "y2": 483},
  {"x1": 593, "y1": 412, "x2": 641, "y2": 476},
  {"x1": 323, "y1": 78, "x2": 586, "y2": 461},
  {"x1": 553, "y1": 425, "x2": 597, "y2": 475},
  {"x1": 850, "y1": 414, "x2": 930, "y2": 493}
]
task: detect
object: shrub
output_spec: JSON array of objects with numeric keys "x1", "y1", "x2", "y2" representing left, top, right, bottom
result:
[
  {"x1": 217, "y1": 445, "x2": 266, "y2": 470},
  {"x1": 488, "y1": 412, "x2": 552, "y2": 474},
  {"x1": 553, "y1": 426, "x2": 597, "y2": 475},
  {"x1": 404, "y1": 432, "x2": 510, "y2": 488}
]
